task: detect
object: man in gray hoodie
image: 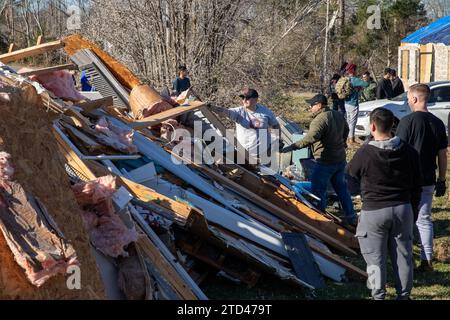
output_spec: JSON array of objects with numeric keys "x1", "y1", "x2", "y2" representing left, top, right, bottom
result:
[{"x1": 347, "y1": 108, "x2": 422, "y2": 300}]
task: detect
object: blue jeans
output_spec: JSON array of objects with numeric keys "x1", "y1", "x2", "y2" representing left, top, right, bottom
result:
[
  {"x1": 310, "y1": 160, "x2": 356, "y2": 223},
  {"x1": 416, "y1": 185, "x2": 435, "y2": 261}
]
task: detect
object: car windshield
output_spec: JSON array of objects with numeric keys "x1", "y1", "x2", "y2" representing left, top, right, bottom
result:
[{"x1": 389, "y1": 92, "x2": 407, "y2": 101}]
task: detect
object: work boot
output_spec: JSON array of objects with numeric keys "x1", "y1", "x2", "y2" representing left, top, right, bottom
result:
[{"x1": 416, "y1": 260, "x2": 434, "y2": 272}]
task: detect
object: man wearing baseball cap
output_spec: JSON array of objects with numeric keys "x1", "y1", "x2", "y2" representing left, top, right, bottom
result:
[
  {"x1": 281, "y1": 94, "x2": 357, "y2": 225},
  {"x1": 209, "y1": 88, "x2": 280, "y2": 164}
]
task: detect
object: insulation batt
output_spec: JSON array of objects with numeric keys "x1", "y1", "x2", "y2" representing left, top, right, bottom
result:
[
  {"x1": 95, "y1": 117, "x2": 138, "y2": 154},
  {"x1": 72, "y1": 176, "x2": 138, "y2": 258},
  {"x1": 21, "y1": 69, "x2": 87, "y2": 101},
  {"x1": 141, "y1": 100, "x2": 172, "y2": 119},
  {"x1": 0, "y1": 152, "x2": 79, "y2": 287},
  {"x1": 0, "y1": 152, "x2": 14, "y2": 181}
]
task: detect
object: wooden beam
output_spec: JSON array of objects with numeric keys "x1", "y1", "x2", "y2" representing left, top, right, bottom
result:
[
  {"x1": 18, "y1": 64, "x2": 78, "y2": 77},
  {"x1": 0, "y1": 40, "x2": 64, "y2": 64},
  {"x1": 54, "y1": 129, "x2": 97, "y2": 181},
  {"x1": 76, "y1": 96, "x2": 114, "y2": 114},
  {"x1": 36, "y1": 35, "x2": 43, "y2": 46},
  {"x1": 8, "y1": 44, "x2": 14, "y2": 53},
  {"x1": 129, "y1": 101, "x2": 206, "y2": 129},
  {"x1": 63, "y1": 34, "x2": 141, "y2": 90}
]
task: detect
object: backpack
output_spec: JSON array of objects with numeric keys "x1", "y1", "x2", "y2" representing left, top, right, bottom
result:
[{"x1": 335, "y1": 76, "x2": 353, "y2": 100}]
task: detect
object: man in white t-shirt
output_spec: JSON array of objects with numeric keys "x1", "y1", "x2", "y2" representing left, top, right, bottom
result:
[{"x1": 209, "y1": 88, "x2": 280, "y2": 164}]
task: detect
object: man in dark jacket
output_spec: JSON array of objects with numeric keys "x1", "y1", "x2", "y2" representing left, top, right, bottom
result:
[
  {"x1": 390, "y1": 69, "x2": 405, "y2": 98},
  {"x1": 281, "y1": 94, "x2": 356, "y2": 225},
  {"x1": 348, "y1": 108, "x2": 422, "y2": 300},
  {"x1": 376, "y1": 68, "x2": 394, "y2": 100},
  {"x1": 396, "y1": 84, "x2": 448, "y2": 272},
  {"x1": 172, "y1": 65, "x2": 191, "y2": 95}
]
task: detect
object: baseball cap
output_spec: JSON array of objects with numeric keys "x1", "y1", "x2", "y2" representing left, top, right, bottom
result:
[
  {"x1": 306, "y1": 94, "x2": 328, "y2": 106},
  {"x1": 239, "y1": 88, "x2": 259, "y2": 99}
]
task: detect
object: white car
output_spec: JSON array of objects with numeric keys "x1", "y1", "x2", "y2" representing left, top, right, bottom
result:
[{"x1": 355, "y1": 81, "x2": 450, "y2": 137}]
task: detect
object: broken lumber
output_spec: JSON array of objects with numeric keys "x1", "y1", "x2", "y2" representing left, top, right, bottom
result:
[
  {"x1": 76, "y1": 96, "x2": 114, "y2": 114},
  {"x1": 18, "y1": 64, "x2": 78, "y2": 77},
  {"x1": 129, "y1": 101, "x2": 207, "y2": 129},
  {"x1": 176, "y1": 156, "x2": 357, "y2": 256},
  {"x1": 219, "y1": 164, "x2": 358, "y2": 249},
  {"x1": 0, "y1": 40, "x2": 64, "y2": 63},
  {"x1": 63, "y1": 34, "x2": 141, "y2": 89}
]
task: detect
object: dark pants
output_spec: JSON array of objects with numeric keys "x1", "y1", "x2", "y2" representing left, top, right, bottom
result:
[{"x1": 332, "y1": 99, "x2": 346, "y2": 117}]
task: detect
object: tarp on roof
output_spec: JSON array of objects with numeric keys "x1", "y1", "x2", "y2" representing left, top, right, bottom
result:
[{"x1": 402, "y1": 15, "x2": 450, "y2": 45}]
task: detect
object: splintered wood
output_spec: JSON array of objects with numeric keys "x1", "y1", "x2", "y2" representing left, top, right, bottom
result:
[{"x1": 0, "y1": 83, "x2": 105, "y2": 299}]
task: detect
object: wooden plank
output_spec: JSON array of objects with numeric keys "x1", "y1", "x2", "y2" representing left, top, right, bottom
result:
[
  {"x1": 0, "y1": 40, "x2": 64, "y2": 63},
  {"x1": 86, "y1": 159, "x2": 196, "y2": 222},
  {"x1": 18, "y1": 64, "x2": 78, "y2": 77},
  {"x1": 135, "y1": 234, "x2": 198, "y2": 300},
  {"x1": 63, "y1": 34, "x2": 142, "y2": 89},
  {"x1": 8, "y1": 44, "x2": 14, "y2": 53},
  {"x1": 76, "y1": 96, "x2": 114, "y2": 113},
  {"x1": 282, "y1": 232, "x2": 325, "y2": 289},
  {"x1": 401, "y1": 50, "x2": 409, "y2": 80},
  {"x1": 448, "y1": 51, "x2": 450, "y2": 81},
  {"x1": 59, "y1": 121, "x2": 104, "y2": 153},
  {"x1": 54, "y1": 128, "x2": 97, "y2": 181},
  {"x1": 129, "y1": 101, "x2": 206, "y2": 129},
  {"x1": 36, "y1": 35, "x2": 43, "y2": 46},
  {"x1": 420, "y1": 44, "x2": 433, "y2": 83}
]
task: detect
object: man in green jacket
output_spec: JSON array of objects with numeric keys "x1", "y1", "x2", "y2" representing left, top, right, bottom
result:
[
  {"x1": 281, "y1": 94, "x2": 357, "y2": 225},
  {"x1": 360, "y1": 72, "x2": 377, "y2": 103}
]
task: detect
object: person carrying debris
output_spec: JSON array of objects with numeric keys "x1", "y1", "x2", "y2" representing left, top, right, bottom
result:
[
  {"x1": 209, "y1": 88, "x2": 280, "y2": 164},
  {"x1": 376, "y1": 68, "x2": 394, "y2": 100},
  {"x1": 172, "y1": 65, "x2": 191, "y2": 96},
  {"x1": 359, "y1": 72, "x2": 377, "y2": 103},
  {"x1": 347, "y1": 107, "x2": 422, "y2": 300},
  {"x1": 280, "y1": 94, "x2": 357, "y2": 226},
  {"x1": 336, "y1": 64, "x2": 369, "y2": 145},
  {"x1": 389, "y1": 69, "x2": 405, "y2": 98},
  {"x1": 396, "y1": 84, "x2": 448, "y2": 272}
]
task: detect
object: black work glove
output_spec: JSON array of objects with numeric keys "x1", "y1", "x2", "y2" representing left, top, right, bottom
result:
[
  {"x1": 435, "y1": 179, "x2": 447, "y2": 197},
  {"x1": 280, "y1": 144, "x2": 297, "y2": 154}
]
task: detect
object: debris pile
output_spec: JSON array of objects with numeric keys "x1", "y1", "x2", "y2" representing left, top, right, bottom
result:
[{"x1": 0, "y1": 35, "x2": 367, "y2": 300}]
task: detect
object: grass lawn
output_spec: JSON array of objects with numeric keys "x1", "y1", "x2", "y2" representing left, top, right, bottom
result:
[{"x1": 201, "y1": 94, "x2": 450, "y2": 300}]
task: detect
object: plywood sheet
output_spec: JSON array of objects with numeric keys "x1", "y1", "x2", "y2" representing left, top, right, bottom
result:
[{"x1": 0, "y1": 84, "x2": 105, "y2": 299}]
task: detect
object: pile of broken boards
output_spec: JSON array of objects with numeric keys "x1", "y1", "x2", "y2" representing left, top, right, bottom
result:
[{"x1": 0, "y1": 34, "x2": 366, "y2": 300}]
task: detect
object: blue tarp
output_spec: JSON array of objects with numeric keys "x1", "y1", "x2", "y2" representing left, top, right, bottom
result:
[{"x1": 402, "y1": 15, "x2": 450, "y2": 45}]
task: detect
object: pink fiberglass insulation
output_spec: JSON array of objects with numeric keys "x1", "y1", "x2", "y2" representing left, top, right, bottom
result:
[
  {"x1": 141, "y1": 100, "x2": 173, "y2": 119},
  {"x1": 72, "y1": 176, "x2": 138, "y2": 258},
  {"x1": 94, "y1": 117, "x2": 138, "y2": 154},
  {"x1": 26, "y1": 69, "x2": 86, "y2": 101},
  {"x1": 0, "y1": 152, "x2": 79, "y2": 287},
  {"x1": 71, "y1": 175, "x2": 116, "y2": 206},
  {"x1": 0, "y1": 152, "x2": 14, "y2": 181}
]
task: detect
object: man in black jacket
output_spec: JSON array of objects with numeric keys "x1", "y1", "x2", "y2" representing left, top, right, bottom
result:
[
  {"x1": 347, "y1": 108, "x2": 422, "y2": 300},
  {"x1": 376, "y1": 68, "x2": 394, "y2": 100},
  {"x1": 389, "y1": 69, "x2": 405, "y2": 98}
]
